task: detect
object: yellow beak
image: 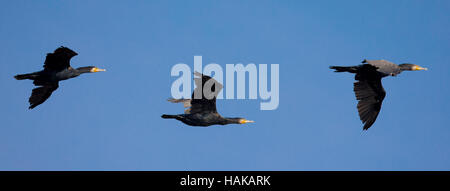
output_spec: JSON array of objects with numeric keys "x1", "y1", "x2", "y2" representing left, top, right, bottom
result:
[
  {"x1": 91, "y1": 67, "x2": 106, "y2": 72},
  {"x1": 240, "y1": 119, "x2": 255, "y2": 124},
  {"x1": 413, "y1": 66, "x2": 428, "y2": 71}
]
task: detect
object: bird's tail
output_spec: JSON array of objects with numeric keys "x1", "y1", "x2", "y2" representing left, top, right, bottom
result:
[
  {"x1": 329, "y1": 66, "x2": 359, "y2": 73},
  {"x1": 161, "y1": 114, "x2": 178, "y2": 119},
  {"x1": 14, "y1": 73, "x2": 36, "y2": 80}
]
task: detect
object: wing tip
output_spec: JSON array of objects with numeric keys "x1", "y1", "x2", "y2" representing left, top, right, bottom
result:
[{"x1": 28, "y1": 104, "x2": 36, "y2": 110}]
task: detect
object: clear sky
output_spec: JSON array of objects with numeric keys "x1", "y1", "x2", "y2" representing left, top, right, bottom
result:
[{"x1": 0, "y1": 0, "x2": 449, "y2": 170}]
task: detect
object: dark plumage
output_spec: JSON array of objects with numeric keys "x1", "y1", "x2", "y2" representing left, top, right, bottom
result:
[
  {"x1": 15, "y1": 46, "x2": 106, "y2": 109},
  {"x1": 162, "y1": 72, "x2": 254, "y2": 126},
  {"x1": 330, "y1": 59, "x2": 427, "y2": 130}
]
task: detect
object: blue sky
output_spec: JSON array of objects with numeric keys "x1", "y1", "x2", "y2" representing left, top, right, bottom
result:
[{"x1": 0, "y1": 0, "x2": 449, "y2": 170}]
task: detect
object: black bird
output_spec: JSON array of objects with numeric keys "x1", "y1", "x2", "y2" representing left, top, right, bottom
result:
[
  {"x1": 14, "y1": 46, "x2": 106, "y2": 109},
  {"x1": 330, "y1": 59, "x2": 427, "y2": 130},
  {"x1": 162, "y1": 72, "x2": 254, "y2": 126}
]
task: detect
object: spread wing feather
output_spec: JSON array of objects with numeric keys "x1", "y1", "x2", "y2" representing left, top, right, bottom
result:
[
  {"x1": 43, "y1": 46, "x2": 77, "y2": 71},
  {"x1": 354, "y1": 78, "x2": 386, "y2": 130},
  {"x1": 189, "y1": 72, "x2": 223, "y2": 114},
  {"x1": 167, "y1": 72, "x2": 223, "y2": 114},
  {"x1": 28, "y1": 83, "x2": 59, "y2": 109}
]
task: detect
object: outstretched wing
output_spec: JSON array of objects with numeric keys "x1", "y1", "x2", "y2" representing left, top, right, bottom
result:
[
  {"x1": 28, "y1": 83, "x2": 59, "y2": 109},
  {"x1": 352, "y1": 64, "x2": 387, "y2": 130},
  {"x1": 189, "y1": 72, "x2": 223, "y2": 114},
  {"x1": 353, "y1": 78, "x2": 386, "y2": 130},
  {"x1": 43, "y1": 46, "x2": 78, "y2": 71}
]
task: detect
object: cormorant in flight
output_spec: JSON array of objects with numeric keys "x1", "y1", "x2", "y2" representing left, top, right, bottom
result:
[
  {"x1": 162, "y1": 72, "x2": 254, "y2": 126},
  {"x1": 15, "y1": 46, "x2": 106, "y2": 109},
  {"x1": 330, "y1": 59, "x2": 427, "y2": 130}
]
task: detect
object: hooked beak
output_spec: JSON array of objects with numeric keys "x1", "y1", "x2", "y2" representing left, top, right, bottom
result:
[
  {"x1": 413, "y1": 65, "x2": 428, "y2": 71},
  {"x1": 91, "y1": 67, "x2": 106, "y2": 73},
  {"x1": 240, "y1": 119, "x2": 255, "y2": 124}
]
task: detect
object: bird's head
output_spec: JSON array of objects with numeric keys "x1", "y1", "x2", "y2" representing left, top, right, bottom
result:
[
  {"x1": 399, "y1": 63, "x2": 428, "y2": 71},
  {"x1": 76, "y1": 66, "x2": 106, "y2": 74}
]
